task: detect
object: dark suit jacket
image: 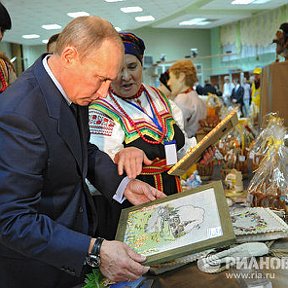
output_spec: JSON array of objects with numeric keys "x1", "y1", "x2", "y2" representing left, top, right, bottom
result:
[
  {"x1": 0, "y1": 54, "x2": 125, "y2": 287},
  {"x1": 231, "y1": 85, "x2": 244, "y2": 105}
]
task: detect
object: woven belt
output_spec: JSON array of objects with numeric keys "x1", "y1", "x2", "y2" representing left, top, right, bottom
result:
[{"x1": 141, "y1": 158, "x2": 182, "y2": 193}]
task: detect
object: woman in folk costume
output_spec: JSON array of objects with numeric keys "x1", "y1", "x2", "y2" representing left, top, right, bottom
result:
[
  {"x1": 89, "y1": 32, "x2": 195, "y2": 197},
  {"x1": 0, "y1": 2, "x2": 16, "y2": 93},
  {"x1": 89, "y1": 32, "x2": 213, "y2": 239}
]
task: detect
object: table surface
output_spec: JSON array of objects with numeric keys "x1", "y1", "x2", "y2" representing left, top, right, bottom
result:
[
  {"x1": 148, "y1": 239, "x2": 288, "y2": 288},
  {"x1": 149, "y1": 162, "x2": 288, "y2": 288},
  {"x1": 149, "y1": 257, "x2": 287, "y2": 288},
  {"x1": 150, "y1": 263, "x2": 240, "y2": 288}
]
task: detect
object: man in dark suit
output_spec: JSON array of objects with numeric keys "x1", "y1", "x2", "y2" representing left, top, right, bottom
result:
[
  {"x1": 231, "y1": 78, "x2": 244, "y2": 117},
  {"x1": 0, "y1": 16, "x2": 165, "y2": 288}
]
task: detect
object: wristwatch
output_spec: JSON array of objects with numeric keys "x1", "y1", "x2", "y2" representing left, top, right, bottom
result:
[{"x1": 86, "y1": 237, "x2": 104, "y2": 268}]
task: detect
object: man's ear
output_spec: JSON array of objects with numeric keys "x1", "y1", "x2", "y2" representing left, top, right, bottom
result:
[{"x1": 61, "y1": 46, "x2": 79, "y2": 66}]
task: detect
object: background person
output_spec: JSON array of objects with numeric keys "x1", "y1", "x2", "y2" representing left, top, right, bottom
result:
[
  {"x1": 273, "y1": 22, "x2": 288, "y2": 61},
  {"x1": 242, "y1": 77, "x2": 251, "y2": 117},
  {"x1": 222, "y1": 75, "x2": 234, "y2": 107},
  {"x1": 202, "y1": 79, "x2": 217, "y2": 95},
  {"x1": 0, "y1": 1, "x2": 16, "y2": 93},
  {"x1": 47, "y1": 32, "x2": 60, "y2": 53},
  {"x1": 0, "y1": 1, "x2": 11, "y2": 42},
  {"x1": 0, "y1": 16, "x2": 165, "y2": 288},
  {"x1": 167, "y1": 59, "x2": 207, "y2": 138},
  {"x1": 195, "y1": 81, "x2": 204, "y2": 95},
  {"x1": 158, "y1": 70, "x2": 171, "y2": 97},
  {"x1": 231, "y1": 78, "x2": 244, "y2": 117},
  {"x1": 250, "y1": 67, "x2": 262, "y2": 122}
]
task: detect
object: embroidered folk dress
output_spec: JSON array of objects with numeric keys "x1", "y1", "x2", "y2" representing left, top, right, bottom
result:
[
  {"x1": 0, "y1": 52, "x2": 16, "y2": 93},
  {"x1": 89, "y1": 84, "x2": 193, "y2": 196}
]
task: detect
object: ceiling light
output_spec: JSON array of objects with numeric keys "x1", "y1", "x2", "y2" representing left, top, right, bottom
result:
[
  {"x1": 196, "y1": 21, "x2": 211, "y2": 26},
  {"x1": 179, "y1": 18, "x2": 207, "y2": 26},
  {"x1": 231, "y1": 0, "x2": 254, "y2": 4},
  {"x1": 42, "y1": 39, "x2": 49, "y2": 44},
  {"x1": 67, "y1": 12, "x2": 90, "y2": 18},
  {"x1": 114, "y1": 26, "x2": 122, "y2": 32},
  {"x1": 22, "y1": 34, "x2": 40, "y2": 39},
  {"x1": 120, "y1": 7, "x2": 143, "y2": 13},
  {"x1": 135, "y1": 16, "x2": 155, "y2": 22},
  {"x1": 41, "y1": 24, "x2": 62, "y2": 30},
  {"x1": 252, "y1": 0, "x2": 271, "y2": 3},
  {"x1": 105, "y1": 0, "x2": 125, "y2": 2}
]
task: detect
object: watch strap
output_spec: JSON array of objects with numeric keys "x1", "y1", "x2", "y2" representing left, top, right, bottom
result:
[{"x1": 91, "y1": 237, "x2": 104, "y2": 257}]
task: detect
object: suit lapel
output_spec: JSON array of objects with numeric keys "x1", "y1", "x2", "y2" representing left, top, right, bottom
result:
[
  {"x1": 58, "y1": 104, "x2": 83, "y2": 170},
  {"x1": 33, "y1": 55, "x2": 83, "y2": 171},
  {"x1": 77, "y1": 106, "x2": 88, "y2": 176}
]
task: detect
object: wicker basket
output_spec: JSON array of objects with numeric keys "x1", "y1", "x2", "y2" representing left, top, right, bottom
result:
[
  {"x1": 197, "y1": 162, "x2": 214, "y2": 181},
  {"x1": 206, "y1": 94, "x2": 222, "y2": 117},
  {"x1": 250, "y1": 191, "x2": 287, "y2": 212}
]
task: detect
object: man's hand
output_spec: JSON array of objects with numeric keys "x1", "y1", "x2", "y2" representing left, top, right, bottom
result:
[
  {"x1": 124, "y1": 179, "x2": 166, "y2": 205},
  {"x1": 100, "y1": 240, "x2": 150, "y2": 282},
  {"x1": 114, "y1": 147, "x2": 153, "y2": 179}
]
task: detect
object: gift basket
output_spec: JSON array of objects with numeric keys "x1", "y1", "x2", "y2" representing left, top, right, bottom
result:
[
  {"x1": 247, "y1": 114, "x2": 288, "y2": 212},
  {"x1": 195, "y1": 95, "x2": 223, "y2": 179},
  {"x1": 219, "y1": 118, "x2": 256, "y2": 180},
  {"x1": 206, "y1": 94, "x2": 222, "y2": 118},
  {"x1": 248, "y1": 113, "x2": 283, "y2": 171},
  {"x1": 234, "y1": 119, "x2": 256, "y2": 177},
  {"x1": 196, "y1": 161, "x2": 214, "y2": 181},
  {"x1": 196, "y1": 94, "x2": 222, "y2": 142}
]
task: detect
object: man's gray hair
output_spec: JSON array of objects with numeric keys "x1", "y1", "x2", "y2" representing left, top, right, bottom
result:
[{"x1": 55, "y1": 16, "x2": 123, "y2": 59}]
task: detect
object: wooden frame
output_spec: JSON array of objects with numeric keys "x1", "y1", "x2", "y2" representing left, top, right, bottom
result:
[
  {"x1": 168, "y1": 109, "x2": 238, "y2": 176},
  {"x1": 115, "y1": 181, "x2": 236, "y2": 265}
]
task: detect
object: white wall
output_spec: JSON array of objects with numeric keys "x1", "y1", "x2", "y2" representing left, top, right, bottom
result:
[
  {"x1": 22, "y1": 44, "x2": 46, "y2": 70},
  {"x1": 0, "y1": 42, "x2": 12, "y2": 58},
  {"x1": 130, "y1": 27, "x2": 211, "y2": 86},
  {"x1": 133, "y1": 27, "x2": 211, "y2": 64}
]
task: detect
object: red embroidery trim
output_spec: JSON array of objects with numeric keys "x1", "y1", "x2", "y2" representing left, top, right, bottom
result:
[{"x1": 154, "y1": 174, "x2": 164, "y2": 192}]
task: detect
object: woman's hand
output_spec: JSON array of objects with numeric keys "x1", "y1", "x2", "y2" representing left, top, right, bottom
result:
[{"x1": 114, "y1": 147, "x2": 153, "y2": 179}]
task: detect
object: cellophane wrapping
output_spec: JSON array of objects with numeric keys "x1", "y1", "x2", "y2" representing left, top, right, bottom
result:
[{"x1": 247, "y1": 114, "x2": 288, "y2": 211}]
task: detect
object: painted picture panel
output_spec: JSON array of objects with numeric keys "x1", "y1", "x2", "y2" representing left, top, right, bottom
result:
[{"x1": 116, "y1": 181, "x2": 235, "y2": 265}]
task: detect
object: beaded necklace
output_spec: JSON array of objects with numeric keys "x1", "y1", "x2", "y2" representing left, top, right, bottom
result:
[
  {"x1": 110, "y1": 84, "x2": 144, "y2": 99},
  {"x1": 109, "y1": 86, "x2": 167, "y2": 145}
]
